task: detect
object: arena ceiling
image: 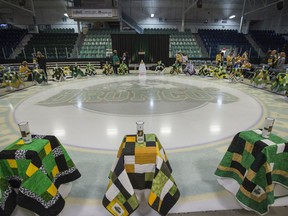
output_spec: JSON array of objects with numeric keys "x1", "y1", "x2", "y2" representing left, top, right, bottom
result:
[
  {"x1": 0, "y1": 0, "x2": 284, "y2": 11},
  {"x1": 0, "y1": 0, "x2": 286, "y2": 23}
]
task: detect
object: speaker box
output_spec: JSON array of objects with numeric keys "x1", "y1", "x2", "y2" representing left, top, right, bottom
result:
[
  {"x1": 277, "y1": 1, "x2": 283, "y2": 10},
  {"x1": 197, "y1": 0, "x2": 202, "y2": 8}
]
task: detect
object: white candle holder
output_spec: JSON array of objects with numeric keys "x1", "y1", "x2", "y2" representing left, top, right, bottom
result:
[
  {"x1": 262, "y1": 117, "x2": 275, "y2": 138},
  {"x1": 136, "y1": 121, "x2": 144, "y2": 143},
  {"x1": 18, "y1": 121, "x2": 32, "y2": 144}
]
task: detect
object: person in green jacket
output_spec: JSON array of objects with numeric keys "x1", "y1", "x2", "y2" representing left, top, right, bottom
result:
[{"x1": 112, "y1": 50, "x2": 120, "y2": 74}]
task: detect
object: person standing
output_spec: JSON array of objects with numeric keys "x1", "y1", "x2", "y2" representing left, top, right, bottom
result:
[
  {"x1": 241, "y1": 51, "x2": 249, "y2": 61},
  {"x1": 175, "y1": 51, "x2": 182, "y2": 65},
  {"x1": 36, "y1": 51, "x2": 48, "y2": 83},
  {"x1": 268, "y1": 50, "x2": 277, "y2": 68},
  {"x1": 226, "y1": 51, "x2": 234, "y2": 70},
  {"x1": 215, "y1": 51, "x2": 223, "y2": 66},
  {"x1": 181, "y1": 53, "x2": 188, "y2": 70},
  {"x1": 112, "y1": 50, "x2": 120, "y2": 74},
  {"x1": 122, "y1": 51, "x2": 130, "y2": 73}
]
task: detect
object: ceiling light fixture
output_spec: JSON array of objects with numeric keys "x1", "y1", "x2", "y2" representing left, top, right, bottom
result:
[
  {"x1": 151, "y1": 13, "x2": 155, "y2": 18},
  {"x1": 229, "y1": 15, "x2": 236, "y2": 19},
  {"x1": 64, "y1": 13, "x2": 69, "y2": 17}
]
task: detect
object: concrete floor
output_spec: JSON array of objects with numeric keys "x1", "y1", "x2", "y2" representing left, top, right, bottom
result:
[{"x1": 168, "y1": 206, "x2": 288, "y2": 215}]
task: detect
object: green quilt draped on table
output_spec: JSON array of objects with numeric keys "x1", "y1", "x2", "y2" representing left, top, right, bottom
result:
[
  {"x1": 70, "y1": 66, "x2": 86, "y2": 78},
  {"x1": 215, "y1": 130, "x2": 288, "y2": 215},
  {"x1": 0, "y1": 135, "x2": 81, "y2": 216},
  {"x1": 103, "y1": 134, "x2": 180, "y2": 216}
]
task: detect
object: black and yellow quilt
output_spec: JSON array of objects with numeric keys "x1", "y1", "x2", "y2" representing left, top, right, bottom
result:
[{"x1": 103, "y1": 134, "x2": 180, "y2": 216}]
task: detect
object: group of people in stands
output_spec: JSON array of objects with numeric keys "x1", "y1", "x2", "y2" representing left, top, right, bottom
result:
[
  {"x1": 215, "y1": 49, "x2": 286, "y2": 72},
  {"x1": 216, "y1": 50, "x2": 252, "y2": 70}
]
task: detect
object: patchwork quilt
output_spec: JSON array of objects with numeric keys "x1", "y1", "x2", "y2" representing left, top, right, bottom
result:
[
  {"x1": 215, "y1": 130, "x2": 288, "y2": 215},
  {"x1": 70, "y1": 65, "x2": 86, "y2": 78},
  {"x1": 118, "y1": 63, "x2": 129, "y2": 75},
  {"x1": 271, "y1": 73, "x2": 288, "y2": 94},
  {"x1": 228, "y1": 68, "x2": 244, "y2": 83},
  {"x1": 103, "y1": 134, "x2": 180, "y2": 216},
  {"x1": 250, "y1": 69, "x2": 270, "y2": 88},
  {"x1": 0, "y1": 135, "x2": 81, "y2": 216},
  {"x1": 33, "y1": 69, "x2": 45, "y2": 84},
  {"x1": 103, "y1": 63, "x2": 113, "y2": 75},
  {"x1": 52, "y1": 68, "x2": 66, "y2": 81},
  {"x1": 85, "y1": 64, "x2": 97, "y2": 76}
]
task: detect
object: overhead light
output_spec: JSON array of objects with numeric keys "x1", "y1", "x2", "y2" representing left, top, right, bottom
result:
[
  {"x1": 229, "y1": 15, "x2": 236, "y2": 19},
  {"x1": 64, "y1": 13, "x2": 69, "y2": 17},
  {"x1": 150, "y1": 13, "x2": 155, "y2": 18}
]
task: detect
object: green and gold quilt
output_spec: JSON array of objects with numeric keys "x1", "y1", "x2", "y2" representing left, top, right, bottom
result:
[
  {"x1": 0, "y1": 135, "x2": 81, "y2": 216},
  {"x1": 215, "y1": 130, "x2": 288, "y2": 215}
]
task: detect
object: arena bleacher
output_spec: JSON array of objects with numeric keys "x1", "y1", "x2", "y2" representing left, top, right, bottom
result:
[
  {"x1": 198, "y1": 29, "x2": 258, "y2": 58},
  {"x1": 250, "y1": 30, "x2": 287, "y2": 52},
  {"x1": 0, "y1": 27, "x2": 286, "y2": 63},
  {"x1": 0, "y1": 29, "x2": 27, "y2": 59},
  {"x1": 17, "y1": 33, "x2": 78, "y2": 60},
  {"x1": 79, "y1": 31, "x2": 112, "y2": 59}
]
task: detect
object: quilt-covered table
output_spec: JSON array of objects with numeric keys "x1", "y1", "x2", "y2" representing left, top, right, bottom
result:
[
  {"x1": 215, "y1": 129, "x2": 288, "y2": 215},
  {"x1": 103, "y1": 134, "x2": 180, "y2": 216},
  {"x1": 0, "y1": 135, "x2": 81, "y2": 216}
]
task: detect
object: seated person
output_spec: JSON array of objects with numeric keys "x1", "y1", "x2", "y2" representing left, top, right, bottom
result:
[
  {"x1": 241, "y1": 60, "x2": 252, "y2": 78},
  {"x1": 234, "y1": 54, "x2": 242, "y2": 63},
  {"x1": 234, "y1": 59, "x2": 242, "y2": 68},
  {"x1": 19, "y1": 61, "x2": 32, "y2": 81},
  {"x1": 241, "y1": 60, "x2": 252, "y2": 69},
  {"x1": 268, "y1": 50, "x2": 277, "y2": 68},
  {"x1": 274, "y1": 52, "x2": 286, "y2": 70}
]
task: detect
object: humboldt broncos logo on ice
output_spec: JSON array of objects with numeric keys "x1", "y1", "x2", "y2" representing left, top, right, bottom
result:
[{"x1": 37, "y1": 80, "x2": 239, "y2": 115}]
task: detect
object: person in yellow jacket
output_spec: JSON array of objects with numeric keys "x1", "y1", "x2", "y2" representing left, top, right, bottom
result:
[
  {"x1": 241, "y1": 60, "x2": 252, "y2": 69},
  {"x1": 268, "y1": 50, "x2": 277, "y2": 68},
  {"x1": 241, "y1": 59, "x2": 253, "y2": 78},
  {"x1": 215, "y1": 51, "x2": 223, "y2": 66},
  {"x1": 175, "y1": 51, "x2": 182, "y2": 65},
  {"x1": 226, "y1": 52, "x2": 234, "y2": 70},
  {"x1": 241, "y1": 51, "x2": 249, "y2": 61},
  {"x1": 19, "y1": 61, "x2": 32, "y2": 81}
]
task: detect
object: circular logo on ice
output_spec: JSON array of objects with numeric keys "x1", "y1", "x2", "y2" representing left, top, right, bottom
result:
[{"x1": 37, "y1": 80, "x2": 239, "y2": 115}]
